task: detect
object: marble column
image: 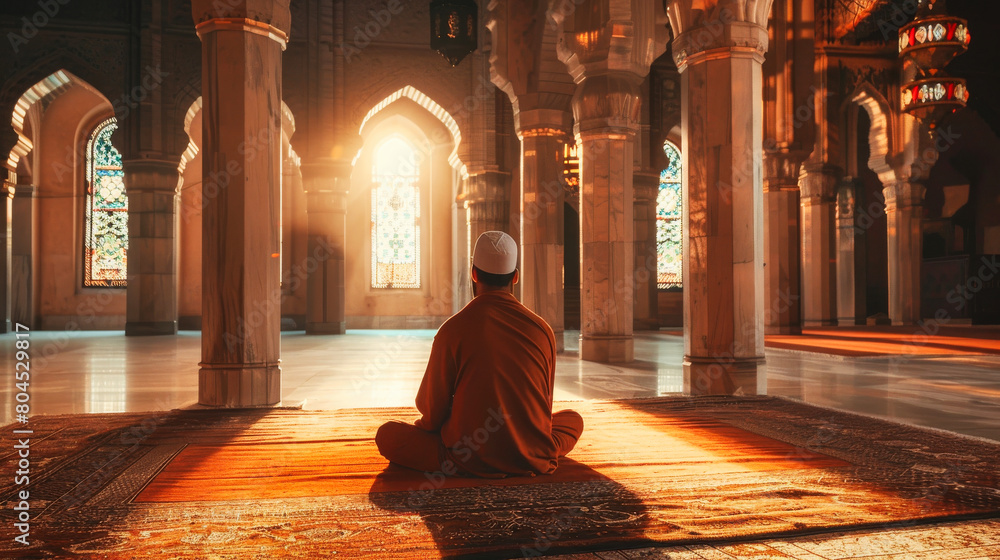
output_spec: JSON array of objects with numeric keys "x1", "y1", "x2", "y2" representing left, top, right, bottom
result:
[
  {"x1": 10, "y1": 183, "x2": 35, "y2": 329},
  {"x1": 518, "y1": 114, "x2": 568, "y2": 352},
  {"x1": 0, "y1": 181, "x2": 11, "y2": 333},
  {"x1": 193, "y1": 0, "x2": 290, "y2": 406},
  {"x1": 884, "y1": 180, "x2": 924, "y2": 325},
  {"x1": 633, "y1": 171, "x2": 660, "y2": 331},
  {"x1": 301, "y1": 159, "x2": 347, "y2": 335},
  {"x1": 836, "y1": 181, "x2": 861, "y2": 326},
  {"x1": 574, "y1": 75, "x2": 639, "y2": 363},
  {"x1": 799, "y1": 163, "x2": 839, "y2": 327},
  {"x1": 123, "y1": 159, "x2": 181, "y2": 336},
  {"x1": 280, "y1": 156, "x2": 298, "y2": 298},
  {"x1": 671, "y1": 11, "x2": 770, "y2": 395},
  {"x1": 763, "y1": 152, "x2": 803, "y2": 334},
  {"x1": 465, "y1": 171, "x2": 510, "y2": 249}
]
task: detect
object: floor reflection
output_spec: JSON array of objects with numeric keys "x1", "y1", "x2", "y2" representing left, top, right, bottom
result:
[{"x1": 1, "y1": 329, "x2": 998, "y2": 442}]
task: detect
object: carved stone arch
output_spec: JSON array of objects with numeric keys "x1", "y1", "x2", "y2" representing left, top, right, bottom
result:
[
  {"x1": 6, "y1": 70, "x2": 114, "y2": 179},
  {"x1": 352, "y1": 79, "x2": 470, "y2": 135},
  {"x1": 356, "y1": 85, "x2": 466, "y2": 179},
  {"x1": 487, "y1": 0, "x2": 576, "y2": 130},
  {"x1": 178, "y1": 97, "x2": 204, "y2": 177},
  {"x1": 1, "y1": 52, "x2": 122, "y2": 171},
  {"x1": 177, "y1": 96, "x2": 297, "y2": 176},
  {"x1": 171, "y1": 74, "x2": 203, "y2": 163},
  {"x1": 850, "y1": 82, "x2": 896, "y2": 187}
]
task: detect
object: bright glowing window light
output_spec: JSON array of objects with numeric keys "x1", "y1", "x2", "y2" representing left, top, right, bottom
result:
[
  {"x1": 84, "y1": 118, "x2": 128, "y2": 288},
  {"x1": 371, "y1": 136, "x2": 420, "y2": 289},
  {"x1": 657, "y1": 140, "x2": 683, "y2": 290},
  {"x1": 356, "y1": 86, "x2": 467, "y2": 179}
]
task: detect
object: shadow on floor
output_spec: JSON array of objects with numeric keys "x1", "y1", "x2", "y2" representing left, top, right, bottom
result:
[{"x1": 367, "y1": 459, "x2": 652, "y2": 559}]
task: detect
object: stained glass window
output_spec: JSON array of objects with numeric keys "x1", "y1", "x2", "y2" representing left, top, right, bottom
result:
[
  {"x1": 84, "y1": 118, "x2": 128, "y2": 287},
  {"x1": 657, "y1": 140, "x2": 682, "y2": 290},
  {"x1": 371, "y1": 137, "x2": 420, "y2": 289}
]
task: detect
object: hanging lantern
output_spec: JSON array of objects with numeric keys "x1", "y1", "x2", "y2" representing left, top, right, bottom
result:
[
  {"x1": 900, "y1": 77, "x2": 969, "y2": 123},
  {"x1": 430, "y1": 0, "x2": 478, "y2": 67},
  {"x1": 898, "y1": 0, "x2": 970, "y2": 126},
  {"x1": 897, "y1": 15, "x2": 969, "y2": 73}
]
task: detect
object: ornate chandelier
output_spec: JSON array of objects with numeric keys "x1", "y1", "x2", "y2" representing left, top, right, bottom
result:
[
  {"x1": 429, "y1": 0, "x2": 478, "y2": 67},
  {"x1": 898, "y1": 0, "x2": 970, "y2": 126}
]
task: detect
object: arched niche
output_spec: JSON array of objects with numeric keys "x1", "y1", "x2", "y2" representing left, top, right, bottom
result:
[
  {"x1": 347, "y1": 94, "x2": 459, "y2": 327},
  {"x1": 8, "y1": 69, "x2": 125, "y2": 330}
]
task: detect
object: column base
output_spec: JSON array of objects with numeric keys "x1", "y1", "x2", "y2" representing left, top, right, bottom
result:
[
  {"x1": 765, "y1": 324, "x2": 802, "y2": 335},
  {"x1": 281, "y1": 315, "x2": 306, "y2": 331},
  {"x1": 0, "y1": 320, "x2": 9, "y2": 334},
  {"x1": 837, "y1": 317, "x2": 858, "y2": 327},
  {"x1": 803, "y1": 319, "x2": 837, "y2": 328},
  {"x1": 634, "y1": 318, "x2": 661, "y2": 331},
  {"x1": 198, "y1": 364, "x2": 281, "y2": 407},
  {"x1": 683, "y1": 356, "x2": 766, "y2": 396},
  {"x1": 126, "y1": 321, "x2": 178, "y2": 336},
  {"x1": 553, "y1": 328, "x2": 565, "y2": 353},
  {"x1": 306, "y1": 321, "x2": 346, "y2": 335},
  {"x1": 580, "y1": 335, "x2": 634, "y2": 363}
]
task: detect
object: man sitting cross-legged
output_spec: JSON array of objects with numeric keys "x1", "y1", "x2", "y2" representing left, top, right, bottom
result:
[{"x1": 376, "y1": 231, "x2": 583, "y2": 478}]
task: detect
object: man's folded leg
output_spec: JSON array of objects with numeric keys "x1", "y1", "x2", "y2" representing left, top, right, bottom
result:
[
  {"x1": 375, "y1": 421, "x2": 448, "y2": 472},
  {"x1": 552, "y1": 410, "x2": 584, "y2": 457}
]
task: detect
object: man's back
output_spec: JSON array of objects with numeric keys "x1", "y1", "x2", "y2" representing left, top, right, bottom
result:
[{"x1": 415, "y1": 290, "x2": 558, "y2": 476}]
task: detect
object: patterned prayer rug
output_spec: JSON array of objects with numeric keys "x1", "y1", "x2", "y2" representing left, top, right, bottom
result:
[{"x1": 2, "y1": 396, "x2": 999, "y2": 558}]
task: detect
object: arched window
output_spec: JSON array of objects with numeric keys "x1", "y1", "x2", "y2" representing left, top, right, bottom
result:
[
  {"x1": 371, "y1": 136, "x2": 420, "y2": 289},
  {"x1": 84, "y1": 118, "x2": 128, "y2": 287},
  {"x1": 657, "y1": 140, "x2": 682, "y2": 289}
]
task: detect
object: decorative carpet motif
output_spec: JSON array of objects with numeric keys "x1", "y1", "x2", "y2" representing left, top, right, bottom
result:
[{"x1": 2, "y1": 396, "x2": 1000, "y2": 559}]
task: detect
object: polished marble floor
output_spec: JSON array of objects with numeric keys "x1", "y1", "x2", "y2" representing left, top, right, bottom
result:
[{"x1": 2, "y1": 329, "x2": 999, "y2": 442}]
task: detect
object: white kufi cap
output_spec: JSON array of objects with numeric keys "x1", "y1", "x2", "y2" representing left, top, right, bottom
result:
[{"x1": 473, "y1": 231, "x2": 518, "y2": 275}]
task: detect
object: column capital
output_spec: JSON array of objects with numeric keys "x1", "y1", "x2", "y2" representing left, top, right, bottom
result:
[
  {"x1": 554, "y1": 2, "x2": 668, "y2": 83},
  {"x1": 665, "y1": 1, "x2": 773, "y2": 71},
  {"x1": 763, "y1": 149, "x2": 806, "y2": 193},
  {"x1": 515, "y1": 107, "x2": 573, "y2": 140},
  {"x1": 572, "y1": 73, "x2": 642, "y2": 137},
  {"x1": 122, "y1": 159, "x2": 182, "y2": 194},
  {"x1": 300, "y1": 159, "x2": 350, "y2": 196},
  {"x1": 883, "y1": 181, "x2": 926, "y2": 210},
  {"x1": 192, "y1": 0, "x2": 291, "y2": 46},
  {"x1": 12, "y1": 183, "x2": 37, "y2": 197},
  {"x1": 799, "y1": 163, "x2": 841, "y2": 204},
  {"x1": 633, "y1": 171, "x2": 660, "y2": 203},
  {"x1": 836, "y1": 181, "x2": 857, "y2": 221},
  {"x1": 672, "y1": 20, "x2": 769, "y2": 72}
]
